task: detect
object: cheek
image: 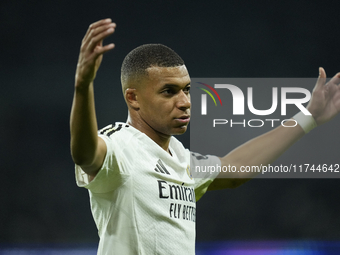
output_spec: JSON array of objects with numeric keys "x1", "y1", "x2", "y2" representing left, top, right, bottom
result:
[
  {"x1": 151, "y1": 104, "x2": 174, "y2": 124},
  {"x1": 139, "y1": 97, "x2": 175, "y2": 121},
  {"x1": 160, "y1": 102, "x2": 176, "y2": 115}
]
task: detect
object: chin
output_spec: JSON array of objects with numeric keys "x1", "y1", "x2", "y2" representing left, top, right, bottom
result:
[{"x1": 172, "y1": 125, "x2": 188, "y2": 135}]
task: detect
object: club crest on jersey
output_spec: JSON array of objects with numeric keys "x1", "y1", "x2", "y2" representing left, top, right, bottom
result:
[{"x1": 186, "y1": 165, "x2": 192, "y2": 179}]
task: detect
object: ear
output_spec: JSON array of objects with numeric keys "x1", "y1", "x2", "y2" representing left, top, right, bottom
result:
[{"x1": 125, "y1": 88, "x2": 140, "y2": 110}]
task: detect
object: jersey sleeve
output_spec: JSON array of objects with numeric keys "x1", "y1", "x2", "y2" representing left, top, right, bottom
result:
[
  {"x1": 190, "y1": 152, "x2": 221, "y2": 201},
  {"x1": 75, "y1": 134, "x2": 120, "y2": 193}
]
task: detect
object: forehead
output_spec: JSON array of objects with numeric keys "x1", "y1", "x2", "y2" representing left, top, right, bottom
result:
[{"x1": 144, "y1": 65, "x2": 190, "y2": 87}]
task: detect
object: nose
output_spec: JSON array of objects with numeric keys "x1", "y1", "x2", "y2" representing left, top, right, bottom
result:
[{"x1": 177, "y1": 90, "x2": 191, "y2": 110}]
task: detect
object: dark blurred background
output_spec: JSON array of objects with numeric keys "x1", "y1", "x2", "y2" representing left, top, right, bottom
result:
[{"x1": 1, "y1": 0, "x2": 340, "y2": 246}]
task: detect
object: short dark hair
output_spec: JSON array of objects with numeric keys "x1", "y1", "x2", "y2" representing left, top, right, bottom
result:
[{"x1": 121, "y1": 44, "x2": 185, "y2": 84}]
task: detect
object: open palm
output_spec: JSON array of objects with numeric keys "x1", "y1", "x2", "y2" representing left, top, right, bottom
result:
[{"x1": 307, "y1": 68, "x2": 340, "y2": 125}]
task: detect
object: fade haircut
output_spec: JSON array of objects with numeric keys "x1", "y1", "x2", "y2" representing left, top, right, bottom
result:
[{"x1": 121, "y1": 44, "x2": 185, "y2": 88}]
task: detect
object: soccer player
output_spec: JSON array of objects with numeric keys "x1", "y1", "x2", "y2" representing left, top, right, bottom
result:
[{"x1": 70, "y1": 19, "x2": 340, "y2": 254}]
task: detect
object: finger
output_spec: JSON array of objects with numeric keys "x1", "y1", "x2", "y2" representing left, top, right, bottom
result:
[
  {"x1": 94, "y1": 43, "x2": 115, "y2": 56},
  {"x1": 90, "y1": 18, "x2": 112, "y2": 30},
  {"x1": 83, "y1": 22, "x2": 115, "y2": 44},
  {"x1": 91, "y1": 23, "x2": 116, "y2": 40},
  {"x1": 314, "y1": 67, "x2": 327, "y2": 91},
  {"x1": 82, "y1": 19, "x2": 115, "y2": 44},
  {"x1": 87, "y1": 26, "x2": 115, "y2": 52},
  {"x1": 84, "y1": 24, "x2": 116, "y2": 50},
  {"x1": 327, "y1": 72, "x2": 340, "y2": 86}
]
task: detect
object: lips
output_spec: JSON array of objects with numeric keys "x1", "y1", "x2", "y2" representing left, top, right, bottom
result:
[
  {"x1": 178, "y1": 115, "x2": 190, "y2": 119},
  {"x1": 175, "y1": 115, "x2": 190, "y2": 124}
]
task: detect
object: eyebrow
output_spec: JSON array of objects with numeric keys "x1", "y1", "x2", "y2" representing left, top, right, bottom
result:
[{"x1": 160, "y1": 83, "x2": 191, "y2": 89}]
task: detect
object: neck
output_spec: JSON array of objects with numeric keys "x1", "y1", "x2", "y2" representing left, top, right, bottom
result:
[{"x1": 127, "y1": 114, "x2": 171, "y2": 153}]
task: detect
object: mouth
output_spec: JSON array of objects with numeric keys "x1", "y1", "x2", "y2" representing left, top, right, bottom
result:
[{"x1": 175, "y1": 115, "x2": 191, "y2": 124}]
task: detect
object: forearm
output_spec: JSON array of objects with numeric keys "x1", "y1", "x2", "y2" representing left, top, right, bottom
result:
[
  {"x1": 221, "y1": 120, "x2": 305, "y2": 178},
  {"x1": 70, "y1": 82, "x2": 99, "y2": 166},
  {"x1": 210, "y1": 68, "x2": 340, "y2": 190}
]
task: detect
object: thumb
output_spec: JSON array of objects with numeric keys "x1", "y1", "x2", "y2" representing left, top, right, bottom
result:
[{"x1": 315, "y1": 67, "x2": 326, "y2": 90}]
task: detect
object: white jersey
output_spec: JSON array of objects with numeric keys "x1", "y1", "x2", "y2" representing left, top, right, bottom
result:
[{"x1": 75, "y1": 123, "x2": 220, "y2": 255}]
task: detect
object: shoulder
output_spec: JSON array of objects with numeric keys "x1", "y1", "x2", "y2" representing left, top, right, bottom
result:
[
  {"x1": 98, "y1": 122, "x2": 130, "y2": 137},
  {"x1": 98, "y1": 122, "x2": 142, "y2": 141},
  {"x1": 98, "y1": 122, "x2": 149, "y2": 154},
  {"x1": 97, "y1": 123, "x2": 133, "y2": 154}
]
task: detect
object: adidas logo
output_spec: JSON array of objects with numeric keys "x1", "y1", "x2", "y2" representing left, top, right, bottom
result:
[{"x1": 154, "y1": 159, "x2": 170, "y2": 175}]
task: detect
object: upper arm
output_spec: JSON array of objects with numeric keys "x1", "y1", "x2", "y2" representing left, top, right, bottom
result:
[
  {"x1": 190, "y1": 152, "x2": 224, "y2": 198},
  {"x1": 78, "y1": 136, "x2": 107, "y2": 178}
]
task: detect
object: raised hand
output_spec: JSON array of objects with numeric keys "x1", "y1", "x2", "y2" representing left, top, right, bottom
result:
[
  {"x1": 75, "y1": 18, "x2": 116, "y2": 87},
  {"x1": 307, "y1": 67, "x2": 340, "y2": 125}
]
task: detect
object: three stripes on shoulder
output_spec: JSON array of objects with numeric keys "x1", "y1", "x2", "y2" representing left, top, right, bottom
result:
[{"x1": 99, "y1": 123, "x2": 129, "y2": 137}]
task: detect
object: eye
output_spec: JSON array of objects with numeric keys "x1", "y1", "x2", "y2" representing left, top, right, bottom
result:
[
  {"x1": 184, "y1": 86, "x2": 191, "y2": 93},
  {"x1": 162, "y1": 88, "x2": 176, "y2": 95}
]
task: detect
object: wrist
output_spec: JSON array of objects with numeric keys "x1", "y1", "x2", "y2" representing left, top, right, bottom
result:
[
  {"x1": 75, "y1": 76, "x2": 93, "y2": 90},
  {"x1": 292, "y1": 111, "x2": 318, "y2": 134}
]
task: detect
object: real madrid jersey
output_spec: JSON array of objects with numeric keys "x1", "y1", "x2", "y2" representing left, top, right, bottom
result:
[{"x1": 75, "y1": 123, "x2": 220, "y2": 255}]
